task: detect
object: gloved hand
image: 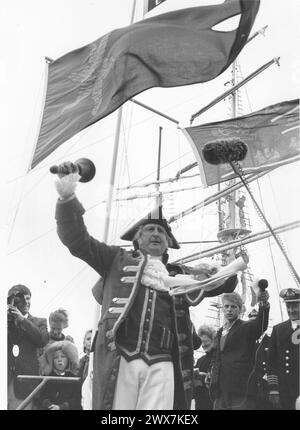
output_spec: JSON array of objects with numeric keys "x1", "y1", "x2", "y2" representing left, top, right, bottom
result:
[{"x1": 54, "y1": 162, "x2": 81, "y2": 200}]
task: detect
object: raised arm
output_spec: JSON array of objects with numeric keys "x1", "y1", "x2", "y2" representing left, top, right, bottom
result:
[{"x1": 53, "y1": 164, "x2": 119, "y2": 276}]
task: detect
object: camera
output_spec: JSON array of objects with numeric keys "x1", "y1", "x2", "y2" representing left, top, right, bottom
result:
[{"x1": 7, "y1": 291, "x2": 26, "y2": 308}]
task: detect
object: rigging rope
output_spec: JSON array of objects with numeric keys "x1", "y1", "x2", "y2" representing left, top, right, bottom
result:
[{"x1": 230, "y1": 160, "x2": 300, "y2": 287}]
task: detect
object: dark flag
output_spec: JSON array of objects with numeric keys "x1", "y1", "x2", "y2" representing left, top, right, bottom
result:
[
  {"x1": 144, "y1": 0, "x2": 167, "y2": 14},
  {"x1": 184, "y1": 99, "x2": 300, "y2": 187},
  {"x1": 31, "y1": 0, "x2": 260, "y2": 169}
]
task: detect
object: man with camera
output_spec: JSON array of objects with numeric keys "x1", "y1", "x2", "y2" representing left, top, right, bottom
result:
[{"x1": 7, "y1": 284, "x2": 49, "y2": 410}]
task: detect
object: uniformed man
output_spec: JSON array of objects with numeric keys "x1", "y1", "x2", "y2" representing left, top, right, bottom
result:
[
  {"x1": 267, "y1": 287, "x2": 300, "y2": 410},
  {"x1": 53, "y1": 163, "x2": 238, "y2": 410}
]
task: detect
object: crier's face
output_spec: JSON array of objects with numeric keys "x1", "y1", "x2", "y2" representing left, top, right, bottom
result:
[
  {"x1": 286, "y1": 301, "x2": 300, "y2": 321},
  {"x1": 138, "y1": 224, "x2": 168, "y2": 256},
  {"x1": 222, "y1": 299, "x2": 240, "y2": 322}
]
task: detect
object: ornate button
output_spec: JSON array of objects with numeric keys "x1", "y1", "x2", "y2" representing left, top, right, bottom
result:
[
  {"x1": 286, "y1": 370, "x2": 290, "y2": 374},
  {"x1": 106, "y1": 329, "x2": 114, "y2": 339},
  {"x1": 286, "y1": 363, "x2": 289, "y2": 367},
  {"x1": 286, "y1": 350, "x2": 290, "y2": 353},
  {"x1": 107, "y1": 342, "x2": 116, "y2": 351},
  {"x1": 262, "y1": 361, "x2": 266, "y2": 365}
]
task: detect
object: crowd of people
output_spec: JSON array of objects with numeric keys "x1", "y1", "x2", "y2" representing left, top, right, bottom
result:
[
  {"x1": 7, "y1": 289, "x2": 92, "y2": 410},
  {"x1": 6, "y1": 163, "x2": 300, "y2": 410}
]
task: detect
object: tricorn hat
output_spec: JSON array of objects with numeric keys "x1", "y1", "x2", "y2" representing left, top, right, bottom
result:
[
  {"x1": 120, "y1": 206, "x2": 180, "y2": 249},
  {"x1": 279, "y1": 288, "x2": 300, "y2": 303}
]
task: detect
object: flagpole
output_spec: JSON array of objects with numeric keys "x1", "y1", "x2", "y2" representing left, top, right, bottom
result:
[
  {"x1": 190, "y1": 58, "x2": 280, "y2": 124},
  {"x1": 87, "y1": 0, "x2": 138, "y2": 410},
  {"x1": 156, "y1": 126, "x2": 163, "y2": 206}
]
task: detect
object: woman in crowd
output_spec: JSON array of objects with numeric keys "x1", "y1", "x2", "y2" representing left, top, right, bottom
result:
[{"x1": 194, "y1": 324, "x2": 216, "y2": 410}]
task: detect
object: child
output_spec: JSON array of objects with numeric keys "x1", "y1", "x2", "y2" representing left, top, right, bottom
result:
[{"x1": 37, "y1": 340, "x2": 81, "y2": 410}]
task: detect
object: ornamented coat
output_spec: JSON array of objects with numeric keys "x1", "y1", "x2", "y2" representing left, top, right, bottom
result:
[{"x1": 56, "y1": 196, "x2": 237, "y2": 410}]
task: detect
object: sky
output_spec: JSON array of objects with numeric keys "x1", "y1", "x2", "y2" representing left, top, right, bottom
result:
[{"x1": 1, "y1": 0, "x2": 300, "y2": 409}]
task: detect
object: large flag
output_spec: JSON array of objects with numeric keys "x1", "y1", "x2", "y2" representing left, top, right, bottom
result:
[
  {"x1": 183, "y1": 99, "x2": 300, "y2": 187},
  {"x1": 31, "y1": 0, "x2": 260, "y2": 169}
]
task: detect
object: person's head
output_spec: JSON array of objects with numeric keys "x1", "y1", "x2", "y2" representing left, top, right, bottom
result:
[
  {"x1": 49, "y1": 308, "x2": 69, "y2": 340},
  {"x1": 197, "y1": 324, "x2": 216, "y2": 353},
  {"x1": 53, "y1": 350, "x2": 68, "y2": 374},
  {"x1": 134, "y1": 223, "x2": 169, "y2": 256},
  {"x1": 280, "y1": 288, "x2": 300, "y2": 322},
  {"x1": 222, "y1": 292, "x2": 243, "y2": 323},
  {"x1": 83, "y1": 329, "x2": 93, "y2": 354},
  {"x1": 7, "y1": 284, "x2": 31, "y2": 315},
  {"x1": 39, "y1": 340, "x2": 79, "y2": 376},
  {"x1": 120, "y1": 206, "x2": 180, "y2": 257}
]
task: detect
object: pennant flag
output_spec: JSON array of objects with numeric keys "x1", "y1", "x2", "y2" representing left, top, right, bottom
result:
[
  {"x1": 184, "y1": 99, "x2": 300, "y2": 187},
  {"x1": 31, "y1": 0, "x2": 260, "y2": 169},
  {"x1": 144, "y1": 0, "x2": 167, "y2": 14}
]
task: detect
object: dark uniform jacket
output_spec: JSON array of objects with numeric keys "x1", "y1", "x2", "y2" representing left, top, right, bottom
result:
[
  {"x1": 267, "y1": 320, "x2": 300, "y2": 410},
  {"x1": 55, "y1": 196, "x2": 237, "y2": 410},
  {"x1": 253, "y1": 334, "x2": 272, "y2": 409},
  {"x1": 194, "y1": 351, "x2": 213, "y2": 410},
  {"x1": 7, "y1": 314, "x2": 49, "y2": 399},
  {"x1": 210, "y1": 304, "x2": 270, "y2": 400}
]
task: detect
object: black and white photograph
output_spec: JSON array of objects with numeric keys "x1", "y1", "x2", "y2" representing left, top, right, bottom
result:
[{"x1": 1, "y1": 0, "x2": 299, "y2": 413}]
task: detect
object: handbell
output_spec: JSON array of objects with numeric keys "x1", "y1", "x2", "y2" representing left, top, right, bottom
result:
[
  {"x1": 75, "y1": 158, "x2": 96, "y2": 183},
  {"x1": 49, "y1": 158, "x2": 96, "y2": 183}
]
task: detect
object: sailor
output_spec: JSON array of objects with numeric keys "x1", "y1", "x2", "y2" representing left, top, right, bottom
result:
[
  {"x1": 53, "y1": 162, "x2": 238, "y2": 410},
  {"x1": 267, "y1": 287, "x2": 300, "y2": 410}
]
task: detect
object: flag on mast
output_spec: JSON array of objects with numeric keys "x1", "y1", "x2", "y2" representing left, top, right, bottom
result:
[
  {"x1": 184, "y1": 99, "x2": 300, "y2": 187},
  {"x1": 143, "y1": 0, "x2": 167, "y2": 14},
  {"x1": 31, "y1": 0, "x2": 260, "y2": 169}
]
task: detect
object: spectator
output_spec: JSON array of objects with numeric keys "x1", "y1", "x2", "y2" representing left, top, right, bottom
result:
[
  {"x1": 210, "y1": 290, "x2": 269, "y2": 410},
  {"x1": 79, "y1": 329, "x2": 93, "y2": 383},
  {"x1": 194, "y1": 325, "x2": 216, "y2": 410},
  {"x1": 267, "y1": 287, "x2": 300, "y2": 410},
  {"x1": 48, "y1": 308, "x2": 74, "y2": 343},
  {"x1": 7, "y1": 284, "x2": 49, "y2": 410},
  {"x1": 37, "y1": 340, "x2": 81, "y2": 410}
]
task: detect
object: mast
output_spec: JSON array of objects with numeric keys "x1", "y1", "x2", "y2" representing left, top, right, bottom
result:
[
  {"x1": 86, "y1": 0, "x2": 138, "y2": 410},
  {"x1": 156, "y1": 126, "x2": 163, "y2": 206}
]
